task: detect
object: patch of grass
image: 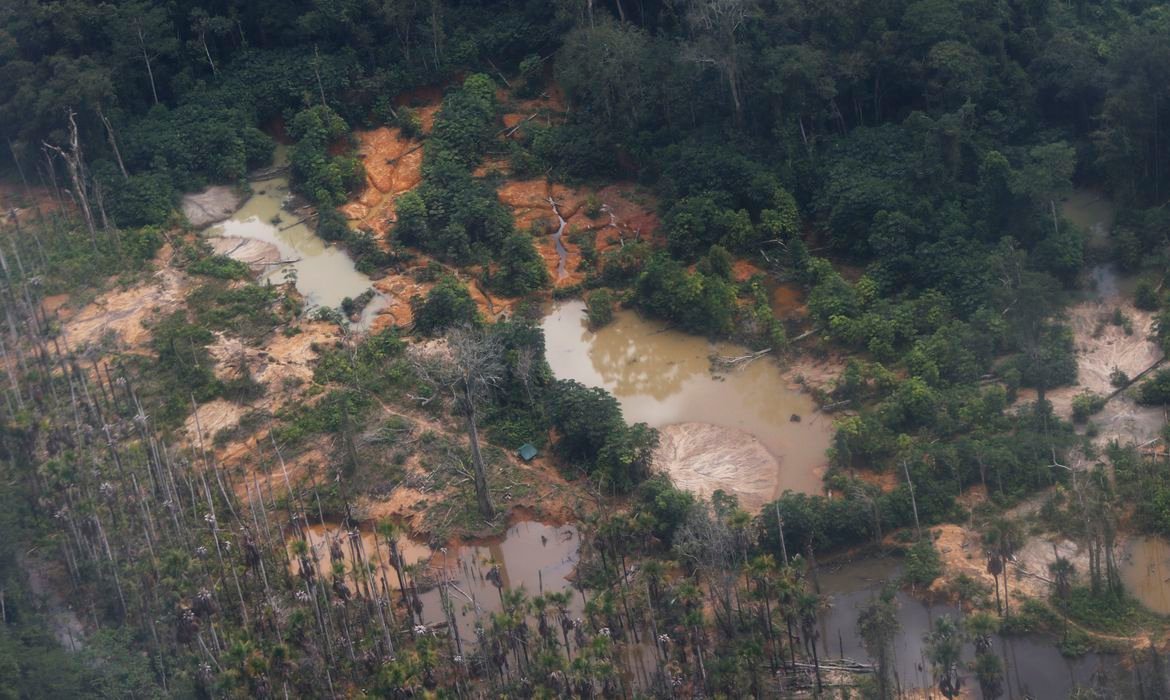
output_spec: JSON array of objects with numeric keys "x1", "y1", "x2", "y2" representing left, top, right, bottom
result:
[
  {"x1": 1057, "y1": 587, "x2": 1151, "y2": 636},
  {"x1": 188, "y1": 282, "x2": 282, "y2": 342},
  {"x1": 213, "y1": 409, "x2": 270, "y2": 448},
  {"x1": 188, "y1": 254, "x2": 251, "y2": 280},
  {"x1": 1001, "y1": 598, "x2": 1063, "y2": 636}
]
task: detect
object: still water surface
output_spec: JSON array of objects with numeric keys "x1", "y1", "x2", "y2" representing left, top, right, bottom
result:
[
  {"x1": 541, "y1": 300, "x2": 834, "y2": 495},
  {"x1": 205, "y1": 146, "x2": 387, "y2": 324}
]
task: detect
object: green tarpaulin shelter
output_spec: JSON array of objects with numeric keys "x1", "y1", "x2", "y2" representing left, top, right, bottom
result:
[{"x1": 517, "y1": 443, "x2": 538, "y2": 461}]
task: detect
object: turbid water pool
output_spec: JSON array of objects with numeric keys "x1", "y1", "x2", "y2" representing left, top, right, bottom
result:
[
  {"x1": 820, "y1": 556, "x2": 1126, "y2": 697},
  {"x1": 541, "y1": 300, "x2": 834, "y2": 498},
  {"x1": 205, "y1": 146, "x2": 388, "y2": 326}
]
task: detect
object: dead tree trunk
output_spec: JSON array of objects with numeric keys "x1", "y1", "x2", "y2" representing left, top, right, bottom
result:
[
  {"x1": 464, "y1": 384, "x2": 495, "y2": 520},
  {"x1": 97, "y1": 107, "x2": 129, "y2": 180},
  {"x1": 43, "y1": 110, "x2": 98, "y2": 250},
  {"x1": 137, "y1": 26, "x2": 160, "y2": 105}
]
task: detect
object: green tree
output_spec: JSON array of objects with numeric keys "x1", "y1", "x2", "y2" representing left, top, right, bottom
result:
[
  {"x1": 489, "y1": 232, "x2": 548, "y2": 297},
  {"x1": 410, "y1": 275, "x2": 481, "y2": 336},
  {"x1": 925, "y1": 615, "x2": 964, "y2": 699},
  {"x1": 858, "y1": 586, "x2": 900, "y2": 700}
]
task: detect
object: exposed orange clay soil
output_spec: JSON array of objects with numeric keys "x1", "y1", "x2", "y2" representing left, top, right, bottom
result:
[
  {"x1": 781, "y1": 348, "x2": 847, "y2": 397},
  {"x1": 851, "y1": 468, "x2": 900, "y2": 494},
  {"x1": 394, "y1": 83, "x2": 445, "y2": 133},
  {"x1": 497, "y1": 179, "x2": 659, "y2": 287},
  {"x1": 354, "y1": 450, "x2": 581, "y2": 541},
  {"x1": 58, "y1": 244, "x2": 188, "y2": 353},
  {"x1": 730, "y1": 259, "x2": 764, "y2": 282},
  {"x1": 500, "y1": 85, "x2": 567, "y2": 139},
  {"x1": 214, "y1": 321, "x2": 337, "y2": 395},
  {"x1": 184, "y1": 321, "x2": 341, "y2": 451},
  {"x1": 471, "y1": 155, "x2": 512, "y2": 178},
  {"x1": 591, "y1": 183, "x2": 660, "y2": 253},
  {"x1": 497, "y1": 179, "x2": 583, "y2": 287},
  {"x1": 341, "y1": 126, "x2": 426, "y2": 238},
  {"x1": 771, "y1": 282, "x2": 808, "y2": 321},
  {"x1": 0, "y1": 182, "x2": 66, "y2": 226},
  {"x1": 370, "y1": 270, "x2": 431, "y2": 330},
  {"x1": 927, "y1": 522, "x2": 1090, "y2": 606},
  {"x1": 184, "y1": 399, "x2": 247, "y2": 451},
  {"x1": 230, "y1": 442, "x2": 332, "y2": 506},
  {"x1": 40, "y1": 294, "x2": 70, "y2": 317}
]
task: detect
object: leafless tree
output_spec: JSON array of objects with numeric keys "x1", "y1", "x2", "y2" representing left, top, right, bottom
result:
[
  {"x1": 679, "y1": 0, "x2": 758, "y2": 124},
  {"x1": 412, "y1": 326, "x2": 503, "y2": 520},
  {"x1": 43, "y1": 109, "x2": 98, "y2": 248}
]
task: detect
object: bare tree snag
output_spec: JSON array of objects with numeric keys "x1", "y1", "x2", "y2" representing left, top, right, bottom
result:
[
  {"x1": 43, "y1": 110, "x2": 99, "y2": 250},
  {"x1": 97, "y1": 106, "x2": 129, "y2": 180}
]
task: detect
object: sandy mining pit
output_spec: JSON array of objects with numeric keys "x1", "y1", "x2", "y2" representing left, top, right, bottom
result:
[
  {"x1": 652, "y1": 422, "x2": 781, "y2": 512},
  {"x1": 1015, "y1": 284, "x2": 1165, "y2": 448},
  {"x1": 182, "y1": 186, "x2": 243, "y2": 228},
  {"x1": 209, "y1": 236, "x2": 283, "y2": 272}
]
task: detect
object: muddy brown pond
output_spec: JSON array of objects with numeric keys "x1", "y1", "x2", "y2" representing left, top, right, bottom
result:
[
  {"x1": 820, "y1": 557, "x2": 1133, "y2": 698},
  {"x1": 289, "y1": 521, "x2": 581, "y2": 631},
  {"x1": 1121, "y1": 535, "x2": 1170, "y2": 615},
  {"x1": 204, "y1": 146, "x2": 388, "y2": 326},
  {"x1": 288, "y1": 520, "x2": 1150, "y2": 693},
  {"x1": 541, "y1": 300, "x2": 834, "y2": 500}
]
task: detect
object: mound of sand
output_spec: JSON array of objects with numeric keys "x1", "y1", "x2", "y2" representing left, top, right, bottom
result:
[
  {"x1": 182, "y1": 186, "x2": 243, "y2": 228},
  {"x1": 209, "y1": 236, "x2": 283, "y2": 272},
  {"x1": 653, "y1": 422, "x2": 779, "y2": 512}
]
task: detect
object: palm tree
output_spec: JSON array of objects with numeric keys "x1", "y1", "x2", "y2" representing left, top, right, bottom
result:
[
  {"x1": 925, "y1": 615, "x2": 964, "y2": 699},
  {"x1": 747, "y1": 554, "x2": 780, "y2": 671},
  {"x1": 984, "y1": 518, "x2": 1023, "y2": 618},
  {"x1": 973, "y1": 649, "x2": 1004, "y2": 699},
  {"x1": 797, "y1": 591, "x2": 824, "y2": 693},
  {"x1": 776, "y1": 565, "x2": 802, "y2": 673},
  {"x1": 858, "y1": 586, "x2": 900, "y2": 700},
  {"x1": 1049, "y1": 556, "x2": 1076, "y2": 602},
  {"x1": 376, "y1": 520, "x2": 413, "y2": 623}
]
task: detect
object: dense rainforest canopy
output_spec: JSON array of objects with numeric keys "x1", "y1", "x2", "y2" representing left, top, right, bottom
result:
[{"x1": 5, "y1": 0, "x2": 1170, "y2": 697}]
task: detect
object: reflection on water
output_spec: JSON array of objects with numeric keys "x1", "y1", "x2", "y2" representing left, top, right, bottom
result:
[
  {"x1": 289, "y1": 521, "x2": 581, "y2": 635},
  {"x1": 1061, "y1": 189, "x2": 1128, "y2": 301},
  {"x1": 288, "y1": 523, "x2": 431, "y2": 589},
  {"x1": 819, "y1": 557, "x2": 1122, "y2": 696},
  {"x1": 1121, "y1": 536, "x2": 1170, "y2": 615},
  {"x1": 416, "y1": 521, "x2": 581, "y2": 635},
  {"x1": 541, "y1": 301, "x2": 833, "y2": 494},
  {"x1": 1061, "y1": 189, "x2": 1115, "y2": 248},
  {"x1": 205, "y1": 146, "x2": 386, "y2": 325}
]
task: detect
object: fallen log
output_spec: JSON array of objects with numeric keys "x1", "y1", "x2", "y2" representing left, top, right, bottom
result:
[
  {"x1": 711, "y1": 348, "x2": 771, "y2": 371},
  {"x1": 386, "y1": 143, "x2": 425, "y2": 165},
  {"x1": 279, "y1": 213, "x2": 317, "y2": 231}
]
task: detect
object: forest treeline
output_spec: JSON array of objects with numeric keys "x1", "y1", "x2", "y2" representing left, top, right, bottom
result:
[{"x1": 5, "y1": 0, "x2": 1170, "y2": 697}]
